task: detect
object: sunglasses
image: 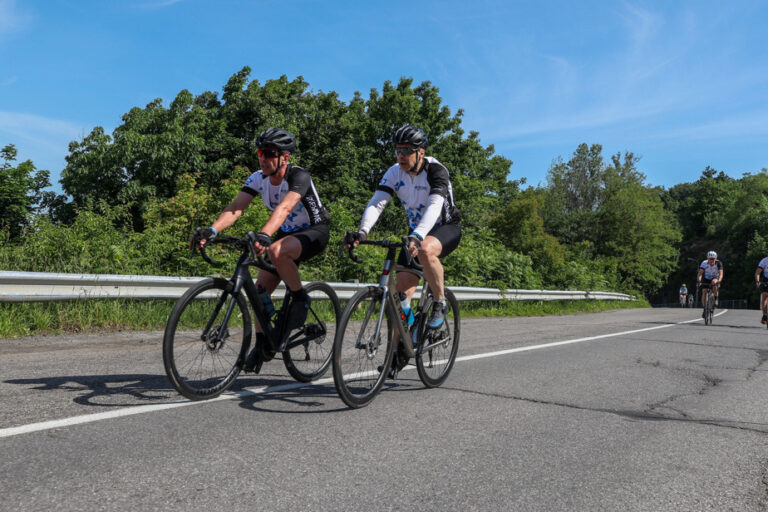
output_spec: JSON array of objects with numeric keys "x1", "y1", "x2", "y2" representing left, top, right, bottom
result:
[
  {"x1": 257, "y1": 148, "x2": 281, "y2": 158},
  {"x1": 394, "y1": 147, "x2": 420, "y2": 156}
]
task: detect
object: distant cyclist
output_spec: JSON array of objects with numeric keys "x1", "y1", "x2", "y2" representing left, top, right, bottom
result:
[
  {"x1": 678, "y1": 284, "x2": 688, "y2": 307},
  {"x1": 755, "y1": 256, "x2": 768, "y2": 324},
  {"x1": 696, "y1": 250, "x2": 723, "y2": 313}
]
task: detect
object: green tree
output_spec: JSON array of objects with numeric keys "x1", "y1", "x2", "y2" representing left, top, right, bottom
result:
[{"x1": 0, "y1": 144, "x2": 55, "y2": 241}]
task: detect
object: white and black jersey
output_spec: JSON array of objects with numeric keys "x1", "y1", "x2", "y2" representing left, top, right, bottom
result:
[
  {"x1": 361, "y1": 156, "x2": 460, "y2": 239},
  {"x1": 699, "y1": 259, "x2": 723, "y2": 280},
  {"x1": 241, "y1": 165, "x2": 330, "y2": 233}
]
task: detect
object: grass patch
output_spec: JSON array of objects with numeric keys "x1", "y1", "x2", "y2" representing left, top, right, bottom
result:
[
  {"x1": 0, "y1": 297, "x2": 648, "y2": 339},
  {"x1": 459, "y1": 298, "x2": 650, "y2": 318}
]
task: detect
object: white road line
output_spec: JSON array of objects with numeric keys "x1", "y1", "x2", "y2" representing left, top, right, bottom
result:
[{"x1": 0, "y1": 310, "x2": 727, "y2": 439}]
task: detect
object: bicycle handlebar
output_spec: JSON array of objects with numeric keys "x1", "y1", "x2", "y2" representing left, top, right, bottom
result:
[
  {"x1": 347, "y1": 237, "x2": 424, "y2": 271},
  {"x1": 195, "y1": 231, "x2": 277, "y2": 273}
]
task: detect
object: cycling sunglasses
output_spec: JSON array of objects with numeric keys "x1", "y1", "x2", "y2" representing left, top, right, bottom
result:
[
  {"x1": 394, "y1": 147, "x2": 420, "y2": 156},
  {"x1": 257, "y1": 148, "x2": 281, "y2": 158}
]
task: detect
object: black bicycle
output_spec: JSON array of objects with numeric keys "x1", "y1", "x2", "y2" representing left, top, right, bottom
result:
[
  {"x1": 698, "y1": 283, "x2": 715, "y2": 325},
  {"x1": 163, "y1": 232, "x2": 341, "y2": 401},
  {"x1": 332, "y1": 237, "x2": 460, "y2": 408}
]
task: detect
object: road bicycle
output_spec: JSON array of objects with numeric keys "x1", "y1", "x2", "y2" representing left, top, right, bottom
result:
[
  {"x1": 163, "y1": 232, "x2": 341, "y2": 400},
  {"x1": 332, "y1": 237, "x2": 460, "y2": 409},
  {"x1": 698, "y1": 283, "x2": 715, "y2": 325}
]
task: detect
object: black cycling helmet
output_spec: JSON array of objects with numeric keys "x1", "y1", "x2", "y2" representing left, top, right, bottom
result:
[
  {"x1": 393, "y1": 124, "x2": 428, "y2": 148},
  {"x1": 256, "y1": 128, "x2": 296, "y2": 154}
]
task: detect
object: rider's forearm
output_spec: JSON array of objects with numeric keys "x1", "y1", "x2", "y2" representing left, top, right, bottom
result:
[
  {"x1": 211, "y1": 207, "x2": 243, "y2": 233},
  {"x1": 359, "y1": 190, "x2": 390, "y2": 234},
  {"x1": 260, "y1": 205, "x2": 291, "y2": 236}
]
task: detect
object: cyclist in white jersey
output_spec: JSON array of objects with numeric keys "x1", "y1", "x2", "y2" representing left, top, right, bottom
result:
[
  {"x1": 194, "y1": 128, "x2": 330, "y2": 373},
  {"x1": 345, "y1": 124, "x2": 462, "y2": 340},
  {"x1": 754, "y1": 256, "x2": 768, "y2": 324},
  {"x1": 696, "y1": 250, "x2": 723, "y2": 312}
]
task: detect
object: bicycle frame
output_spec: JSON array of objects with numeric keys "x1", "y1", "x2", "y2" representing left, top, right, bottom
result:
[
  {"x1": 361, "y1": 241, "x2": 435, "y2": 360},
  {"x1": 201, "y1": 237, "x2": 314, "y2": 354}
]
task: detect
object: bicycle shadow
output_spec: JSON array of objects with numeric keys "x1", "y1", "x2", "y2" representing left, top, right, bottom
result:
[
  {"x1": 4, "y1": 372, "x2": 349, "y2": 412},
  {"x1": 4, "y1": 373, "x2": 175, "y2": 407}
]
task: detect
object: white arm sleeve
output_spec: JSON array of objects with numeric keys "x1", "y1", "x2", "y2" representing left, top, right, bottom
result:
[
  {"x1": 413, "y1": 194, "x2": 445, "y2": 239},
  {"x1": 359, "y1": 189, "x2": 391, "y2": 234}
]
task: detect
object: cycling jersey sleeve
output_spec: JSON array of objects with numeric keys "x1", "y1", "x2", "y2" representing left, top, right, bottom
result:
[
  {"x1": 241, "y1": 171, "x2": 262, "y2": 196},
  {"x1": 359, "y1": 189, "x2": 392, "y2": 234},
  {"x1": 412, "y1": 194, "x2": 445, "y2": 239},
  {"x1": 426, "y1": 163, "x2": 451, "y2": 198},
  {"x1": 286, "y1": 166, "x2": 311, "y2": 196}
]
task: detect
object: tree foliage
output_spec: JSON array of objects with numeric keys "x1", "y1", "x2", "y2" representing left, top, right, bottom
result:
[{"x1": 0, "y1": 144, "x2": 57, "y2": 241}]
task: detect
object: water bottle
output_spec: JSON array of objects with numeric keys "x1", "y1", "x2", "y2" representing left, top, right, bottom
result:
[
  {"x1": 257, "y1": 285, "x2": 276, "y2": 319},
  {"x1": 398, "y1": 292, "x2": 414, "y2": 326}
]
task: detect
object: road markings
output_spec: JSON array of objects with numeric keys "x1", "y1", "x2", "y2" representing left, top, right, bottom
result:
[{"x1": 0, "y1": 310, "x2": 728, "y2": 439}]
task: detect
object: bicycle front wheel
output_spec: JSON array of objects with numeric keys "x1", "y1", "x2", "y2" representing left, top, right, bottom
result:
[
  {"x1": 332, "y1": 287, "x2": 395, "y2": 408},
  {"x1": 416, "y1": 288, "x2": 460, "y2": 387},
  {"x1": 283, "y1": 282, "x2": 341, "y2": 382},
  {"x1": 163, "y1": 278, "x2": 252, "y2": 400}
]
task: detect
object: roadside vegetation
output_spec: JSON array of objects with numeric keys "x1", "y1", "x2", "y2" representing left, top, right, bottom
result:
[{"x1": 1, "y1": 68, "x2": 764, "y2": 337}]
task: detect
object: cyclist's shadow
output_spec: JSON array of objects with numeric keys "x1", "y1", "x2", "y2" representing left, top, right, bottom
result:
[
  {"x1": 4, "y1": 373, "x2": 175, "y2": 407},
  {"x1": 234, "y1": 375, "x2": 420, "y2": 413},
  {"x1": 236, "y1": 381, "x2": 344, "y2": 413}
]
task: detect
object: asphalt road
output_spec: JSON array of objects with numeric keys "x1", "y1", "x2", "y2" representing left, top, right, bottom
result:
[{"x1": 2, "y1": 307, "x2": 768, "y2": 511}]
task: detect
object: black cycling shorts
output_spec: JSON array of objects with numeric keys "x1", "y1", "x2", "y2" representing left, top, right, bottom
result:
[
  {"x1": 397, "y1": 222, "x2": 462, "y2": 269},
  {"x1": 263, "y1": 224, "x2": 330, "y2": 276},
  {"x1": 759, "y1": 281, "x2": 768, "y2": 293},
  {"x1": 700, "y1": 277, "x2": 719, "y2": 289}
]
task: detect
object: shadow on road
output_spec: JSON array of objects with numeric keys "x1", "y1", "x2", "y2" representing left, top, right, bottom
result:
[{"x1": 4, "y1": 373, "x2": 174, "y2": 407}]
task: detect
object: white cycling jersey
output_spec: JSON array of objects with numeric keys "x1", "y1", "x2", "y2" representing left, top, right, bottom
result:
[
  {"x1": 359, "y1": 156, "x2": 460, "y2": 239},
  {"x1": 241, "y1": 165, "x2": 329, "y2": 233},
  {"x1": 758, "y1": 257, "x2": 768, "y2": 277},
  {"x1": 699, "y1": 259, "x2": 723, "y2": 280}
]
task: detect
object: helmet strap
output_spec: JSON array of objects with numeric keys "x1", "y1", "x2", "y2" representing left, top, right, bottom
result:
[{"x1": 407, "y1": 150, "x2": 424, "y2": 174}]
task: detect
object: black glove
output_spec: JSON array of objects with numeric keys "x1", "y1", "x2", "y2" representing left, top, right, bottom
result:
[
  {"x1": 253, "y1": 231, "x2": 272, "y2": 248},
  {"x1": 190, "y1": 226, "x2": 217, "y2": 251},
  {"x1": 344, "y1": 230, "x2": 367, "y2": 246},
  {"x1": 406, "y1": 232, "x2": 423, "y2": 250}
]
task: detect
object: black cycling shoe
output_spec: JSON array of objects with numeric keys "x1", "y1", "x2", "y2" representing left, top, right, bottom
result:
[
  {"x1": 243, "y1": 345, "x2": 264, "y2": 374},
  {"x1": 286, "y1": 295, "x2": 312, "y2": 331},
  {"x1": 377, "y1": 345, "x2": 410, "y2": 380}
]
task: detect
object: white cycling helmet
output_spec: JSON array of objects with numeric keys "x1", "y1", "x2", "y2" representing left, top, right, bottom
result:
[{"x1": 707, "y1": 250, "x2": 717, "y2": 259}]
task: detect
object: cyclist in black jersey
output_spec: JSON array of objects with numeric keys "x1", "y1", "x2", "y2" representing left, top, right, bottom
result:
[
  {"x1": 345, "y1": 124, "x2": 462, "y2": 333},
  {"x1": 194, "y1": 128, "x2": 330, "y2": 373}
]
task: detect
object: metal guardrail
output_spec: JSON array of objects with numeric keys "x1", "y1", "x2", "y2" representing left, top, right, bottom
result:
[{"x1": 0, "y1": 271, "x2": 635, "y2": 303}]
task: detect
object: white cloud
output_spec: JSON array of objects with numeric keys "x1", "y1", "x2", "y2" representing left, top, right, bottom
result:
[
  {"x1": 0, "y1": 111, "x2": 84, "y2": 152},
  {"x1": 0, "y1": 0, "x2": 31, "y2": 35}
]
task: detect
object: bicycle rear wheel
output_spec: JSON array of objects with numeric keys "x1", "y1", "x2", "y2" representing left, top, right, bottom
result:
[
  {"x1": 283, "y1": 282, "x2": 341, "y2": 382},
  {"x1": 416, "y1": 288, "x2": 460, "y2": 387},
  {"x1": 163, "y1": 278, "x2": 251, "y2": 400},
  {"x1": 332, "y1": 287, "x2": 395, "y2": 408}
]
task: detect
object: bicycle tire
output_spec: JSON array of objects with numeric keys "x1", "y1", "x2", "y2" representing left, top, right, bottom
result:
[
  {"x1": 332, "y1": 287, "x2": 395, "y2": 409},
  {"x1": 283, "y1": 282, "x2": 341, "y2": 382},
  {"x1": 703, "y1": 290, "x2": 711, "y2": 326},
  {"x1": 416, "y1": 288, "x2": 460, "y2": 387},
  {"x1": 163, "y1": 278, "x2": 251, "y2": 400}
]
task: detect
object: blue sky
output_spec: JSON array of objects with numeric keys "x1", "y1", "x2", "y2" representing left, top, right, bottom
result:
[{"x1": 2, "y1": 0, "x2": 767, "y2": 195}]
